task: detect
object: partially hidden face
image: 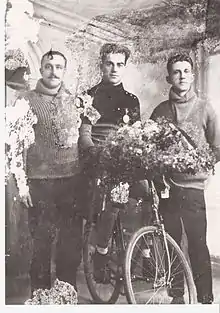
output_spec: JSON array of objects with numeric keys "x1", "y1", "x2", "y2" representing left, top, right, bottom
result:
[
  {"x1": 40, "y1": 54, "x2": 66, "y2": 89},
  {"x1": 167, "y1": 61, "x2": 194, "y2": 93},
  {"x1": 101, "y1": 53, "x2": 127, "y2": 86}
]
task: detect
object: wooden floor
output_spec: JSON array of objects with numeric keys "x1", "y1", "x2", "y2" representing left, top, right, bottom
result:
[{"x1": 5, "y1": 259, "x2": 220, "y2": 305}]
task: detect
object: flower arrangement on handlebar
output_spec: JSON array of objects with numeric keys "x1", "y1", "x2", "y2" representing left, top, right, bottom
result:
[{"x1": 97, "y1": 118, "x2": 216, "y2": 203}]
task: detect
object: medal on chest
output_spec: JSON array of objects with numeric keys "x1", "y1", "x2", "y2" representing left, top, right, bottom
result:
[{"x1": 123, "y1": 108, "x2": 130, "y2": 124}]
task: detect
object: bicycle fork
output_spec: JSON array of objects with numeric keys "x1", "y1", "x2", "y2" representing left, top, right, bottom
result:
[{"x1": 150, "y1": 181, "x2": 172, "y2": 288}]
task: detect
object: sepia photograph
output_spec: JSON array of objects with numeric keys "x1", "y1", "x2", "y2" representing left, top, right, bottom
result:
[{"x1": 4, "y1": 0, "x2": 220, "y2": 309}]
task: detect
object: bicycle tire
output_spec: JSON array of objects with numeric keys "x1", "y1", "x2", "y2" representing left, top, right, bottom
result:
[
  {"x1": 124, "y1": 226, "x2": 196, "y2": 304},
  {"x1": 83, "y1": 219, "x2": 122, "y2": 304}
]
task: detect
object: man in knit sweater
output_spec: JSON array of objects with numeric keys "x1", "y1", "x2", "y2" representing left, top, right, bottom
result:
[
  {"x1": 21, "y1": 50, "x2": 83, "y2": 293},
  {"x1": 78, "y1": 43, "x2": 150, "y2": 283},
  {"x1": 150, "y1": 53, "x2": 220, "y2": 304}
]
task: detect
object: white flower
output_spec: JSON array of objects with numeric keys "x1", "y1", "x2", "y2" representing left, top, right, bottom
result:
[
  {"x1": 134, "y1": 148, "x2": 143, "y2": 156},
  {"x1": 142, "y1": 120, "x2": 160, "y2": 137},
  {"x1": 132, "y1": 121, "x2": 142, "y2": 128},
  {"x1": 111, "y1": 182, "x2": 130, "y2": 204},
  {"x1": 196, "y1": 24, "x2": 206, "y2": 34}
]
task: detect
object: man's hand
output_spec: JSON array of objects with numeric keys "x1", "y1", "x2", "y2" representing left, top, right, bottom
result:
[
  {"x1": 20, "y1": 190, "x2": 33, "y2": 208},
  {"x1": 87, "y1": 146, "x2": 101, "y2": 164}
]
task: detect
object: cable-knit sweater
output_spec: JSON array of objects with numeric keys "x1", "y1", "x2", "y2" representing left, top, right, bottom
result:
[
  {"x1": 150, "y1": 87, "x2": 220, "y2": 189},
  {"x1": 25, "y1": 79, "x2": 79, "y2": 179}
]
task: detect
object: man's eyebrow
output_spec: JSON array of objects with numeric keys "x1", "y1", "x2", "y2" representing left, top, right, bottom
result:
[{"x1": 44, "y1": 63, "x2": 64, "y2": 66}]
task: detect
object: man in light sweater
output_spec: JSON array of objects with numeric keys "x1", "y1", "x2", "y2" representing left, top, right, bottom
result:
[
  {"x1": 150, "y1": 53, "x2": 220, "y2": 304},
  {"x1": 20, "y1": 50, "x2": 83, "y2": 293}
]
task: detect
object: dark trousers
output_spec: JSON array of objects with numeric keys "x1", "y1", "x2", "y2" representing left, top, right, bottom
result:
[
  {"x1": 94, "y1": 180, "x2": 151, "y2": 249},
  {"x1": 160, "y1": 186, "x2": 213, "y2": 303},
  {"x1": 28, "y1": 176, "x2": 83, "y2": 292},
  {"x1": 78, "y1": 157, "x2": 151, "y2": 249}
]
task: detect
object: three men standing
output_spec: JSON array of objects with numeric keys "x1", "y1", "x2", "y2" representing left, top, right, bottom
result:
[{"x1": 14, "y1": 45, "x2": 219, "y2": 305}]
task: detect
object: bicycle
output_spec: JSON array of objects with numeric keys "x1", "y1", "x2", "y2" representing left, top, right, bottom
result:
[{"x1": 83, "y1": 176, "x2": 197, "y2": 304}]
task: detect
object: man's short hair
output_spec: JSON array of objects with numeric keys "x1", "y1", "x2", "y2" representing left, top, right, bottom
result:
[
  {"x1": 100, "y1": 43, "x2": 131, "y2": 64},
  {"x1": 41, "y1": 50, "x2": 67, "y2": 67},
  {"x1": 167, "y1": 53, "x2": 193, "y2": 73}
]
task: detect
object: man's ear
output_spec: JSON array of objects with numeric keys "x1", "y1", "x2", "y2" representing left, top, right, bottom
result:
[
  {"x1": 39, "y1": 67, "x2": 42, "y2": 75},
  {"x1": 166, "y1": 75, "x2": 171, "y2": 84}
]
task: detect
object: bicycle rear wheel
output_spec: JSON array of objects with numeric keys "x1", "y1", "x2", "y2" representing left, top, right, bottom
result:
[
  {"x1": 83, "y1": 219, "x2": 122, "y2": 304},
  {"x1": 124, "y1": 226, "x2": 196, "y2": 304}
]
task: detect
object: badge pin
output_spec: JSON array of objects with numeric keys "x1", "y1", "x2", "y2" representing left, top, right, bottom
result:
[
  {"x1": 123, "y1": 109, "x2": 130, "y2": 124},
  {"x1": 123, "y1": 114, "x2": 130, "y2": 124}
]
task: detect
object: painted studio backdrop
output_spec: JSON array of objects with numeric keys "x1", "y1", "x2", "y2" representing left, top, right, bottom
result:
[{"x1": 5, "y1": 0, "x2": 220, "y2": 304}]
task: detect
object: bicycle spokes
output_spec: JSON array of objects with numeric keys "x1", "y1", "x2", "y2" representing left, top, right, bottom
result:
[{"x1": 124, "y1": 226, "x2": 195, "y2": 304}]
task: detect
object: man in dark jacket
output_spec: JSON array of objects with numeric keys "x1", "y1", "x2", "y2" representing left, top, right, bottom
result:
[
  {"x1": 79, "y1": 43, "x2": 150, "y2": 283},
  {"x1": 150, "y1": 53, "x2": 220, "y2": 304}
]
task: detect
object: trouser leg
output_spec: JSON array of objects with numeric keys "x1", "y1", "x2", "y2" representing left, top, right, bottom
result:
[
  {"x1": 96, "y1": 202, "x2": 119, "y2": 249},
  {"x1": 181, "y1": 190, "x2": 213, "y2": 303},
  {"x1": 30, "y1": 234, "x2": 53, "y2": 293},
  {"x1": 96, "y1": 179, "x2": 151, "y2": 249},
  {"x1": 160, "y1": 187, "x2": 213, "y2": 301},
  {"x1": 56, "y1": 213, "x2": 83, "y2": 288},
  {"x1": 28, "y1": 179, "x2": 57, "y2": 293},
  {"x1": 55, "y1": 176, "x2": 83, "y2": 288}
]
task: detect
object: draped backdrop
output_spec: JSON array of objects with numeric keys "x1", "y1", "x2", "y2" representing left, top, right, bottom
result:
[{"x1": 5, "y1": 0, "x2": 220, "y2": 303}]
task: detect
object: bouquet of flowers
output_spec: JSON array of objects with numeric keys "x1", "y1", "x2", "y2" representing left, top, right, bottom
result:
[
  {"x1": 98, "y1": 118, "x2": 216, "y2": 195},
  {"x1": 24, "y1": 279, "x2": 77, "y2": 305}
]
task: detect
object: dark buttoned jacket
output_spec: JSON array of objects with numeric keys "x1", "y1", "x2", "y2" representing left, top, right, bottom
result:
[{"x1": 79, "y1": 81, "x2": 140, "y2": 150}]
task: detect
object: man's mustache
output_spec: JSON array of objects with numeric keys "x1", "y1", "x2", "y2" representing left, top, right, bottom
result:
[{"x1": 48, "y1": 75, "x2": 59, "y2": 79}]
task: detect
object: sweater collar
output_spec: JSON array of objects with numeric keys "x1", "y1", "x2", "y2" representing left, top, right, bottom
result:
[
  {"x1": 99, "y1": 81, "x2": 124, "y2": 92},
  {"x1": 169, "y1": 86, "x2": 196, "y2": 104},
  {"x1": 35, "y1": 79, "x2": 63, "y2": 97},
  {"x1": 169, "y1": 87, "x2": 198, "y2": 123}
]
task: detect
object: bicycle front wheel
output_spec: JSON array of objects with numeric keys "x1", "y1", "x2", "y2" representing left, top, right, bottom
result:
[{"x1": 124, "y1": 226, "x2": 196, "y2": 304}]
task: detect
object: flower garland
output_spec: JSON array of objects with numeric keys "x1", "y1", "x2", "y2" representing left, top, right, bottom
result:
[
  {"x1": 5, "y1": 97, "x2": 37, "y2": 197},
  {"x1": 98, "y1": 118, "x2": 216, "y2": 203},
  {"x1": 50, "y1": 88, "x2": 100, "y2": 149},
  {"x1": 76, "y1": 92, "x2": 101, "y2": 125},
  {"x1": 49, "y1": 91, "x2": 82, "y2": 149},
  {"x1": 24, "y1": 279, "x2": 77, "y2": 305}
]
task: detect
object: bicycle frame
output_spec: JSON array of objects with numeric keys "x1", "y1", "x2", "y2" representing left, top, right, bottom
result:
[
  {"x1": 148, "y1": 180, "x2": 172, "y2": 285},
  {"x1": 88, "y1": 176, "x2": 173, "y2": 291}
]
